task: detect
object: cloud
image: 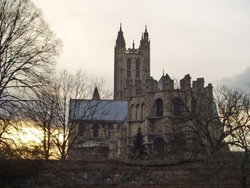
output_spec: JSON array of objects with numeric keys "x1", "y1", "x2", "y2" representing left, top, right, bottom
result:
[
  {"x1": 33, "y1": 0, "x2": 250, "y2": 92},
  {"x1": 216, "y1": 67, "x2": 250, "y2": 92}
]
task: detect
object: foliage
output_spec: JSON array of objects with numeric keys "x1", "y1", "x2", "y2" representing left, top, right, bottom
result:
[{"x1": 130, "y1": 128, "x2": 147, "y2": 160}]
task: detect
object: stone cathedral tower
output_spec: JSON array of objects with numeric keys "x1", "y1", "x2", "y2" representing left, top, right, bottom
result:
[
  {"x1": 114, "y1": 25, "x2": 151, "y2": 100},
  {"x1": 69, "y1": 25, "x2": 219, "y2": 161}
]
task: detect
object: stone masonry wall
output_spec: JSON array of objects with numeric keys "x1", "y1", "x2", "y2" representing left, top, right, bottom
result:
[{"x1": 1, "y1": 160, "x2": 249, "y2": 188}]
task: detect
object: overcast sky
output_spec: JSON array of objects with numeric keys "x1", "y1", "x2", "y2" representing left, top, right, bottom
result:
[{"x1": 33, "y1": 0, "x2": 250, "y2": 92}]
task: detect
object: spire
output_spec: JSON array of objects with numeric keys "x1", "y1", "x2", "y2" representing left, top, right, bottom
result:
[
  {"x1": 145, "y1": 25, "x2": 148, "y2": 34},
  {"x1": 140, "y1": 25, "x2": 149, "y2": 49},
  {"x1": 144, "y1": 25, "x2": 149, "y2": 41},
  {"x1": 115, "y1": 23, "x2": 125, "y2": 48},
  {"x1": 132, "y1": 40, "x2": 135, "y2": 49},
  {"x1": 92, "y1": 87, "x2": 100, "y2": 100},
  {"x1": 140, "y1": 33, "x2": 144, "y2": 48},
  {"x1": 120, "y1": 23, "x2": 122, "y2": 32}
]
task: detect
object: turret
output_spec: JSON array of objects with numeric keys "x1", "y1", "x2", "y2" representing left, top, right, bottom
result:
[
  {"x1": 115, "y1": 24, "x2": 126, "y2": 50},
  {"x1": 114, "y1": 24, "x2": 127, "y2": 100},
  {"x1": 144, "y1": 25, "x2": 149, "y2": 41},
  {"x1": 139, "y1": 25, "x2": 150, "y2": 49},
  {"x1": 139, "y1": 25, "x2": 150, "y2": 79},
  {"x1": 158, "y1": 74, "x2": 174, "y2": 90},
  {"x1": 192, "y1": 78, "x2": 205, "y2": 91},
  {"x1": 180, "y1": 74, "x2": 191, "y2": 90},
  {"x1": 114, "y1": 25, "x2": 151, "y2": 100}
]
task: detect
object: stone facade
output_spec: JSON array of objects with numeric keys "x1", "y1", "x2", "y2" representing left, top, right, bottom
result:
[
  {"x1": 68, "y1": 98, "x2": 128, "y2": 160},
  {"x1": 110, "y1": 25, "x2": 217, "y2": 160},
  {"x1": 114, "y1": 25, "x2": 150, "y2": 100},
  {"x1": 69, "y1": 25, "x2": 218, "y2": 161}
]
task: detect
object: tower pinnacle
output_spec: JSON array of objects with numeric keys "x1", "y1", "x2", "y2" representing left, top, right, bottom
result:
[
  {"x1": 144, "y1": 25, "x2": 149, "y2": 41},
  {"x1": 120, "y1": 23, "x2": 122, "y2": 32},
  {"x1": 115, "y1": 24, "x2": 125, "y2": 48}
]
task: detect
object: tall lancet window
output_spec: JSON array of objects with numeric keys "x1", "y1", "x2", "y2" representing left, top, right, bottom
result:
[
  {"x1": 136, "y1": 59, "x2": 140, "y2": 78},
  {"x1": 127, "y1": 58, "x2": 131, "y2": 77}
]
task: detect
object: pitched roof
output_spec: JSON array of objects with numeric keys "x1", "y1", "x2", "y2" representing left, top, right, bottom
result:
[{"x1": 69, "y1": 99, "x2": 128, "y2": 123}]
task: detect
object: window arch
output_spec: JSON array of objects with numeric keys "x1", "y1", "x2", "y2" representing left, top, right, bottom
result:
[
  {"x1": 136, "y1": 59, "x2": 140, "y2": 78},
  {"x1": 141, "y1": 103, "x2": 145, "y2": 120},
  {"x1": 93, "y1": 123, "x2": 99, "y2": 137},
  {"x1": 127, "y1": 58, "x2": 131, "y2": 77},
  {"x1": 136, "y1": 104, "x2": 140, "y2": 120},
  {"x1": 131, "y1": 104, "x2": 136, "y2": 120},
  {"x1": 155, "y1": 98, "x2": 163, "y2": 117},
  {"x1": 172, "y1": 98, "x2": 185, "y2": 115}
]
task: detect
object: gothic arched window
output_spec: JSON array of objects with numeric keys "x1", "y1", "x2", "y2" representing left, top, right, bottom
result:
[
  {"x1": 131, "y1": 104, "x2": 135, "y2": 120},
  {"x1": 141, "y1": 103, "x2": 145, "y2": 120},
  {"x1": 136, "y1": 104, "x2": 140, "y2": 120},
  {"x1": 155, "y1": 98, "x2": 163, "y2": 117},
  {"x1": 127, "y1": 58, "x2": 131, "y2": 77},
  {"x1": 93, "y1": 123, "x2": 99, "y2": 137},
  {"x1": 172, "y1": 98, "x2": 185, "y2": 115},
  {"x1": 136, "y1": 59, "x2": 140, "y2": 78}
]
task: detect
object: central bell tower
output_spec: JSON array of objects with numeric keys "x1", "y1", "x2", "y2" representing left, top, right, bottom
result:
[{"x1": 114, "y1": 25, "x2": 151, "y2": 100}]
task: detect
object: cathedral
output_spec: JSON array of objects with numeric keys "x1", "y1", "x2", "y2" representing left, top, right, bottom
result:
[{"x1": 69, "y1": 25, "x2": 217, "y2": 160}]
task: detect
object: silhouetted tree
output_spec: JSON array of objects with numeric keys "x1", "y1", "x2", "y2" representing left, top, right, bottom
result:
[
  {"x1": 168, "y1": 85, "x2": 249, "y2": 187},
  {"x1": 0, "y1": 0, "x2": 61, "y2": 158},
  {"x1": 130, "y1": 128, "x2": 147, "y2": 160},
  {"x1": 24, "y1": 83, "x2": 58, "y2": 160},
  {"x1": 225, "y1": 88, "x2": 250, "y2": 188},
  {"x1": 22, "y1": 70, "x2": 111, "y2": 160}
]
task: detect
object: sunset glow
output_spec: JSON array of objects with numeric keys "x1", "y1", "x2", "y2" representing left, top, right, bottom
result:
[{"x1": 5, "y1": 121, "x2": 43, "y2": 146}]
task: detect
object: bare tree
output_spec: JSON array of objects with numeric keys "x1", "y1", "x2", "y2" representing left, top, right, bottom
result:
[
  {"x1": 0, "y1": 0, "x2": 61, "y2": 99},
  {"x1": 230, "y1": 124, "x2": 250, "y2": 188},
  {"x1": 0, "y1": 100, "x2": 29, "y2": 159},
  {"x1": 23, "y1": 70, "x2": 111, "y2": 160},
  {"x1": 165, "y1": 87, "x2": 219, "y2": 157},
  {"x1": 167, "y1": 86, "x2": 249, "y2": 158},
  {"x1": 52, "y1": 70, "x2": 91, "y2": 160},
  {"x1": 225, "y1": 88, "x2": 250, "y2": 188},
  {"x1": 24, "y1": 83, "x2": 58, "y2": 160},
  {"x1": 0, "y1": 0, "x2": 61, "y2": 157},
  {"x1": 53, "y1": 70, "x2": 111, "y2": 160}
]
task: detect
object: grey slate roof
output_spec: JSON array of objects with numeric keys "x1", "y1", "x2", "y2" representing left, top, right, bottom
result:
[{"x1": 69, "y1": 99, "x2": 128, "y2": 123}]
